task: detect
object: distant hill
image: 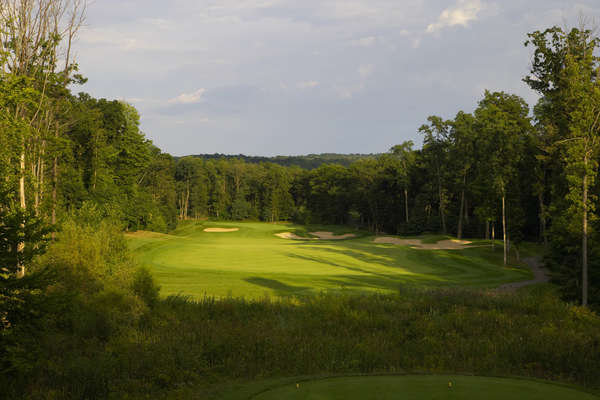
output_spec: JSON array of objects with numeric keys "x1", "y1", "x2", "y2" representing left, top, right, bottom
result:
[{"x1": 185, "y1": 153, "x2": 380, "y2": 169}]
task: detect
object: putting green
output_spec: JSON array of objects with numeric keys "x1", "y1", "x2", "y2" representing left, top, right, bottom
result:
[
  {"x1": 127, "y1": 222, "x2": 533, "y2": 299},
  {"x1": 251, "y1": 375, "x2": 598, "y2": 400}
]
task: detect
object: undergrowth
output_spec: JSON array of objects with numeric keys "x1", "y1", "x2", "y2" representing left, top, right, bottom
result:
[{"x1": 3, "y1": 285, "x2": 599, "y2": 399}]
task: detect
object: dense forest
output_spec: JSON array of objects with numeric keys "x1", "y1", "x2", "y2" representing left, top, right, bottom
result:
[
  {"x1": 1, "y1": 1, "x2": 600, "y2": 397},
  {"x1": 188, "y1": 153, "x2": 377, "y2": 170}
]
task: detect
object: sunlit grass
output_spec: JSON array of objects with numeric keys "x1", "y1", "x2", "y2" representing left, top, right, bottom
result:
[{"x1": 127, "y1": 221, "x2": 534, "y2": 299}]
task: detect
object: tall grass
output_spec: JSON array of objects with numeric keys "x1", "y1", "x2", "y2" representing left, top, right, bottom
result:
[{"x1": 6, "y1": 286, "x2": 599, "y2": 399}]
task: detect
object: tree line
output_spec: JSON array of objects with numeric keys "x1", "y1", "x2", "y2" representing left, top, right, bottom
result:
[
  {"x1": 189, "y1": 152, "x2": 378, "y2": 170},
  {"x1": 0, "y1": 1, "x2": 597, "y2": 306}
]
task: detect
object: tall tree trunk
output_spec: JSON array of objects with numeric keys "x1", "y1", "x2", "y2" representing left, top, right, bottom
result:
[
  {"x1": 538, "y1": 192, "x2": 548, "y2": 248},
  {"x1": 485, "y1": 220, "x2": 489, "y2": 240},
  {"x1": 491, "y1": 222, "x2": 495, "y2": 250},
  {"x1": 582, "y1": 156, "x2": 589, "y2": 307},
  {"x1": 184, "y1": 179, "x2": 190, "y2": 220},
  {"x1": 34, "y1": 153, "x2": 40, "y2": 215},
  {"x1": 17, "y1": 148, "x2": 26, "y2": 278},
  {"x1": 437, "y1": 178, "x2": 446, "y2": 233},
  {"x1": 39, "y1": 140, "x2": 45, "y2": 210},
  {"x1": 52, "y1": 156, "x2": 57, "y2": 221},
  {"x1": 404, "y1": 187, "x2": 409, "y2": 223},
  {"x1": 435, "y1": 161, "x2": 446, "y2": 234},
  {"x1": 457, "y1": 173, "x2": 466, "y2": 239},
  {"x1": 52, "y1": 123, "x2": 59, "y2": 239},
  {"x1": 502, "y1": 194, "x2": 507, "y2": 266}
]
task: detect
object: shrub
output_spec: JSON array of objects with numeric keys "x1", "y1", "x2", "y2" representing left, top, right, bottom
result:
[
  {"x1": 132, "y1": 267, "x2": 161, "y2": 308},
  {"x1": 35, "y1": 219, "x2": 138, "y2": 294}
]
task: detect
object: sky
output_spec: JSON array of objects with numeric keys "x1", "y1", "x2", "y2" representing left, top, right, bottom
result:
[{"x1": 74, "y1": 0, "x2": 600, "y2": 156}]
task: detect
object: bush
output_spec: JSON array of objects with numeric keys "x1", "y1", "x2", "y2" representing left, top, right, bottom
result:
[
  {"x1": 132, "y1": 267, "x2": 161, "y2": 308},
  {"x1": 35, "y1": 219, "x2": 138, "y2": 294}
]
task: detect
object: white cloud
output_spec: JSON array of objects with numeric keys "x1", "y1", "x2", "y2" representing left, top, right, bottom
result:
[
  {"x1": 142, "y1": 18, "x2": 174, "y2": 30},
  {"x1": 336, "y1": 82, "x2": 365, "y2": 100},
  {"x1": 297, "y1": 80, "x2": 320, "y2": 89},
  {"x1": 358, "y1": 64, "x2": 374, "y2": 78},
  {"x1": 351, "y1": 36, "x2": 377, "y2": 47},
  {"x1": 208, "y1": 0, "x2": 281, "y2": 12},
  {"x1": 123, "y1": 97, "x2": 146, "y2": 103},
  {"x1": 325, "y1": 1, "x2": 377, "y2": 19},
  {"x1": 426, "y1": 0, "x2": 485, "y2": 34},
  {"x1": 168, "y1": 88, "x2": 206, "y2": 104}
]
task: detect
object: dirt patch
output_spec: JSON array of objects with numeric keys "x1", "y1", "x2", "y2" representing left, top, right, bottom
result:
[
  {"x1": 374, "y1": 237, "x2": 476, "y2": 250},
  {"x1": 276, "y1": 231, "x2": 357, "y2": 240},
  {"x1": 203, "y1": 228, "x2": 240, "y2": 233}
]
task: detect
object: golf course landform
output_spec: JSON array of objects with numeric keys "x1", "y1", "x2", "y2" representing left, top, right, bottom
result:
[
  {"x1": 127, "y1": 221, "x2": 536, "y2": 299},
  {"x1": 204, "y1": 227, "x2": 240, "y2": 233},
  {"x1": 242, "y1": 375, "x2": 599, "y2": 400}
]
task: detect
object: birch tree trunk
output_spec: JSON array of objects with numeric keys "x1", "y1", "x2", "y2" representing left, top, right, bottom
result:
[
  {"x1": 582, "y1": 155, "x2": 588, "y2": 307},
  {"x1": 502, "y1": 194, "x2": 507, "y2": 266},
  {"x1": 17, "y1": 145, "x2": 26, "y2": 278},
  {"x1": 51, "y1": 123, "x2": 58, "y2": 238}
]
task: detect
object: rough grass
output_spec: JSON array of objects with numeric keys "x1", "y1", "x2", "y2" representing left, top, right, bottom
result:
[
  {"x1": 124, "y1": 287, "x2": 600, "y2": 399},
  {"x1": 8, "y1": 278, "x2": 600, "y2": 399},
  {"x1": 126, "y1": 221, "x2": 533, "y2": 299},
  {"x1": 247, "y1": 375, "x2": 599, "y2": 400}
]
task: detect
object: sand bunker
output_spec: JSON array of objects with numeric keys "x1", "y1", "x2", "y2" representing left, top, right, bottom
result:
[
  {"x1": 203, "y1": 228, "x2": 240, "y2": 233},
  {"x1": 276, "y1": 231, "x2": 357, "y2": 240},
  {"x1": 311, "y1": 231, "x2": 357, "y2": 240},
  {"x1": 276, "y1": 232, "x2": 312, "y2": 240},
  {"x1": 125, "y1": 231, "x2": 174, "y2": 239},
  {"x1": 374, "y1": 237, "x2": 474, "y2": 250}
]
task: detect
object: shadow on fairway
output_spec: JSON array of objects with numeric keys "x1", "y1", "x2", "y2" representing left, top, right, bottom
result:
[
  {"x1": 245, "y1": 277, "x2": 310, "y2": 296},
  {"x1": 285, "y1": 240, "x2": 522, "y2": 291},
  {"x1": 284, "y1": 244, "x2": 450, "y2": 291}
]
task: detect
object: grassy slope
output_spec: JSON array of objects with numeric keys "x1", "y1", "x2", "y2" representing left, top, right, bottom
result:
[
  {"x1": 127, "y1": 221, "x2": 533, "y2": 299},
  {"x1": 247, "y1": 375, "x2": 599, "y2": 400}
]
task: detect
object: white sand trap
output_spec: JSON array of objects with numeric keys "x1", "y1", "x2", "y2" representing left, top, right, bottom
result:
[
  {"x1": 203, "y1": 228, "x2": 240, "y2": 233},
  {"x1": 275, "y1": 232, "x2": 314, "y2": 240},
  {"x1": 276, "y1": 231, "x2": 357, "y2": 240},
  {"x1": 310, "y1": 231, "x2": 357, "y2": 240},
  {"x1": 374, "y1": 237, "x2": 474, "y2": 250}
]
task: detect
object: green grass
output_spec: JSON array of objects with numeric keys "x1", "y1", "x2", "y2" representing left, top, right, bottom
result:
[
  {"x1": 244, "y1": 375, "x2": 598, "y2": 400},
  {"x1": 128, "y1": 221, "x2": 533, "y2": 299}
]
